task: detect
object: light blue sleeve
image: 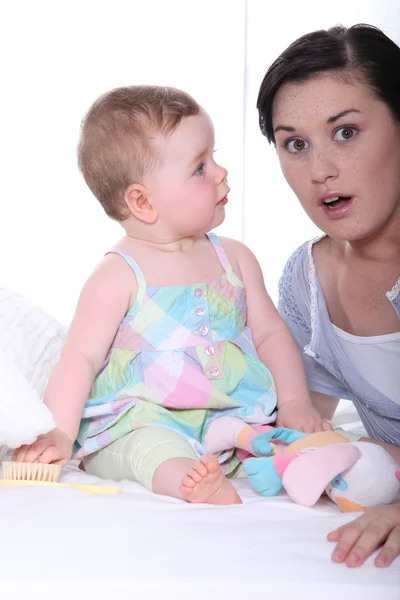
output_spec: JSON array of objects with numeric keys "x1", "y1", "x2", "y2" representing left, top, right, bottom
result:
[{"x1": 277, "y1": 243, "x2": 348, "y2": 399}]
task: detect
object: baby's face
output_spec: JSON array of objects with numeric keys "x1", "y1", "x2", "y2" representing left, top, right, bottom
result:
[{"x1": 145, "y1": 110, "x2": 230, "y2": 237}]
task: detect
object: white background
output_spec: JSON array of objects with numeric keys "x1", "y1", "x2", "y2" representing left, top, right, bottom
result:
[{"x1": 1, "y1": 0, "x2": 399, "y2": 324}]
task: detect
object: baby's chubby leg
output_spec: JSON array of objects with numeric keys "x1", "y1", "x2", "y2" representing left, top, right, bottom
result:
[
  {"x1": 147, "y1": 428, "x2": 241, "y2": 504},
  {"x1": 84, "y1": 426, "x2": 240, "y2": 504}
]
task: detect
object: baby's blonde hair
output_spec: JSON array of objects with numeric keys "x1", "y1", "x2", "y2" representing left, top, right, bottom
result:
[{"x1": 78, "y1": 85, "x2": 200, "y2": 220}]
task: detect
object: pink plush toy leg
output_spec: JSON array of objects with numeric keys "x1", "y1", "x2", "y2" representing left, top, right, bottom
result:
[{"x1": 203, "y1": 416, "x2": 274, "y2": 454}]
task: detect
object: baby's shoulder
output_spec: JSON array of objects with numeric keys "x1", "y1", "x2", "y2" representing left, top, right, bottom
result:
[
  {"x1": 93, "y1": 251, "x2": 136, "y2": 279},
  {"x1": 84, "y1": 252, "x2": 138, "y2": 302},
  {"x1": 217, "y1": 236, "x2": 257, "y2": 273},
  {"x1": 217, "y1": 236, "x2": 256, "y2": 260}
]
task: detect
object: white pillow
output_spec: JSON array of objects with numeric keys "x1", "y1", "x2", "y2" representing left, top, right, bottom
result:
[
  {"x1": 0, "y1": 287, "x2": 66, "y2": 461},
  {"x1": 0, "y1": 288, "x2": 66, "y2": 399},
  {"x1": 0, "y1": 350, "x2": 55, "y2": 456}
]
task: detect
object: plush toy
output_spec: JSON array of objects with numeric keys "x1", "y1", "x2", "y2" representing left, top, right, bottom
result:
[{"x1": 243, "y1": 429, "x2": 400, "y2": 512}]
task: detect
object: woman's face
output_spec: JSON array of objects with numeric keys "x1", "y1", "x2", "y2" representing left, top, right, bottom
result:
[{"x1": 272, "y1": 73, "x2": 400, "y2": 242}]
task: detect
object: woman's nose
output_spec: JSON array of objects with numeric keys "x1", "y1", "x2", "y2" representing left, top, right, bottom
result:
[{"x1": 309, "y1": 147, "x2": 339, "y2": 184}]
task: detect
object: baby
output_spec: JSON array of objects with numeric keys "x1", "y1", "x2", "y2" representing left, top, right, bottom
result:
[{"x1": 13, "y1": 86, "x2": 329, "y2": 504}]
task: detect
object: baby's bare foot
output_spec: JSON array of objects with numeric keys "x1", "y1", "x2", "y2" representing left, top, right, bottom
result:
[{"x1": 179, "y1": 454, "x2": 242, "y2": 505}]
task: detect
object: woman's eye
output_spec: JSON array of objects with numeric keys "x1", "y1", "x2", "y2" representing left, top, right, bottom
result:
[
  {"x1": 194, "y1": 162, "x2": 205, "y2": 175},
  {"x1": 286, "y1": 138, "x2": 309, "y2": 153},
  {"x1": 333, "y1": 126, "x2": 357, "y2": 141}
]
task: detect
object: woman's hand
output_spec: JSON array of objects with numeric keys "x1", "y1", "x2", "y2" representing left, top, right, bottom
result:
[{"x1": 328, "y1": 504, "x2": 400, "y2": 567}]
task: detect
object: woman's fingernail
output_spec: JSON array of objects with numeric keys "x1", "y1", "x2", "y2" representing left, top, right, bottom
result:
[
  {"x1": 332, "y1": 549, "x2": 345, "y2": 562},
  {"x1": 347, "y1": 552, "x2": 360, "y2": 566}
]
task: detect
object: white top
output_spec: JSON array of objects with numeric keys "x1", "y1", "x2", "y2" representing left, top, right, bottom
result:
[{"x1": 332, "y1": 325, "x2": 400, "y2": 406}]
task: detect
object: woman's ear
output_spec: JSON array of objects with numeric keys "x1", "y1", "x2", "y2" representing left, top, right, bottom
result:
[{"x1": 124, "y1": 183, "x2": 158, "y2": 224}]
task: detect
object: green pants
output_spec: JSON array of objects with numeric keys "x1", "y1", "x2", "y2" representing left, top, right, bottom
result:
[{"x1": 83, "y1": 427, "x2": 198, "y2": 491}]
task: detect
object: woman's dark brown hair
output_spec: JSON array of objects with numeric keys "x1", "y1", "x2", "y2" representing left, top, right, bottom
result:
[{"x1": 257, "y1": 24, "x2": 400, "y2": 144}]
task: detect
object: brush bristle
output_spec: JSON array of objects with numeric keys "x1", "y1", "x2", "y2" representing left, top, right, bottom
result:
[{"x1": 2, "y1": 462, "x2": 61, "y2": 482}]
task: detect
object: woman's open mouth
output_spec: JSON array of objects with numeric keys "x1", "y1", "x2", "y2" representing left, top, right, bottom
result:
[
  {"x1": 320, "y1": 195, "x2": 353, "y2": 219},
  {"x1": 323, "y1": 196, "x2": 351, "y2": 209}
]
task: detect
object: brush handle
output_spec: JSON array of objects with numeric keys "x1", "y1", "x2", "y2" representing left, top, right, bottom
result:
[{"x1": 0, "y1": 479, "x2": 120, "y2": 495}]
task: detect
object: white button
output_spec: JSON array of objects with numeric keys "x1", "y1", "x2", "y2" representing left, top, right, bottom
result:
[
  {"x1": 194, "y1": 288, "x2": 203, "y2": 298},
  {"x1": 209, "y1": 367, "x2": 220, "y2": 377},
  {"x1": 195, "y1": 307, "x2": 205, "y2": 317},
  {"x1": 205, "y1": 346, "x2": 214, "y2": 356},
  {"x1": 199, "y1": 326, "x2": 209, "y2": 336}
]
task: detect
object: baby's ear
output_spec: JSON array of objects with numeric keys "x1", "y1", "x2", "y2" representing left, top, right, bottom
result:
[{"x1": 124, "y1": 183, "x2": 158, "y2": 224}]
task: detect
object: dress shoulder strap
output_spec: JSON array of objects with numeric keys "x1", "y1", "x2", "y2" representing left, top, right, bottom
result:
[
  {"x1": 106, "y1": 248, "x2": 146, "y2": 304},
  {"x1": 206, "y1": 232, "x2": 233, "y2": 274}
]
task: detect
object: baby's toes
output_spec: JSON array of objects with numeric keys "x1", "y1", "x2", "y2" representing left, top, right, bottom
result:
[
  {"x1": 200, "y1": 453, "x2": 220, "y2": 474},
  {"x1": 191, "y1": 461, "x2": 208, "y2": 478},
  {"x1": 179, "y1": 482, "x2": 193, "y2": 497},
  {"x1": 187, "y1": 468, "x2": 203, "y2": 483},
  {"x1": 181, "y1": 473, "x2": 197, "y2": 489}
]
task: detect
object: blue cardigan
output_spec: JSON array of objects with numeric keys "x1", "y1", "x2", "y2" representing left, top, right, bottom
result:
[{"x1": 278, "y1": 237, "x2": 400, "y2": 445}]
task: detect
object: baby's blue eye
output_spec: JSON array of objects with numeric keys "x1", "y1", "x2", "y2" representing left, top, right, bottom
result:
[
  {"x1": 333, "y1": 126, "x2": 357, "y2": 141},
  {"x1": 194, "y1": 162, "x2": 205, "y2": 175}
]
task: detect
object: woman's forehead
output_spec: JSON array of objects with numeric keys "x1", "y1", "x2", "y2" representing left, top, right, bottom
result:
[{"x1": 272, "y1": 73, "x2": 375, "y2": 126}]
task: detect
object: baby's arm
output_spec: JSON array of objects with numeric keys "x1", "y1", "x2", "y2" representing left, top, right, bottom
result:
[
  {"x1": 13, "y1": 254, "x2": 136, "y2": 464},
  {"x1": 226, "y1": 239, "x2": 330, "y2": 433}
]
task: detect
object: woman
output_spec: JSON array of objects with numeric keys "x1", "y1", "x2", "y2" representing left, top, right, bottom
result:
[{"x1": 257, "y1": 24, "x2": 400, "y2": 568}]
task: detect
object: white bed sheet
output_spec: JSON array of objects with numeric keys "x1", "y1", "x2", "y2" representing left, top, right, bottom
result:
[{"x1": 1, "y1": 402, "x2": 399, "y2": 600}]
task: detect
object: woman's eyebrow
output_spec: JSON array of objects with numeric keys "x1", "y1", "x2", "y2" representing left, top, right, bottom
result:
[
  {"x1": 274, "y1": 124, "x2": 295, "y2": 134},
  {"x1": 274, "y1": 108, "x2": 362, "y2": 134},
  {"x1": 326, "y1": 108, "x2": 362, "y2": 124}
]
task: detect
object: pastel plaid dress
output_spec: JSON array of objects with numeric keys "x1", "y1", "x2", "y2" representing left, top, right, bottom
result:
[{"x1": 74, "y1": 233, "x2": 277, "y2": 467}]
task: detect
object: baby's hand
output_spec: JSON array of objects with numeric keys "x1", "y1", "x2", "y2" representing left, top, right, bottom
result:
[
  {"x1": 276, "y1": 399, "x2": 332, "y2": 434},
  {"x1": 12, "y1": 428, "x2": 73, "y2": 466}
]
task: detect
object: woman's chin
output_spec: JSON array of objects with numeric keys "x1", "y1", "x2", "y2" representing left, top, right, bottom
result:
[{"x1": 314, "y1": 215, "x2": 382, "y2": 244}]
